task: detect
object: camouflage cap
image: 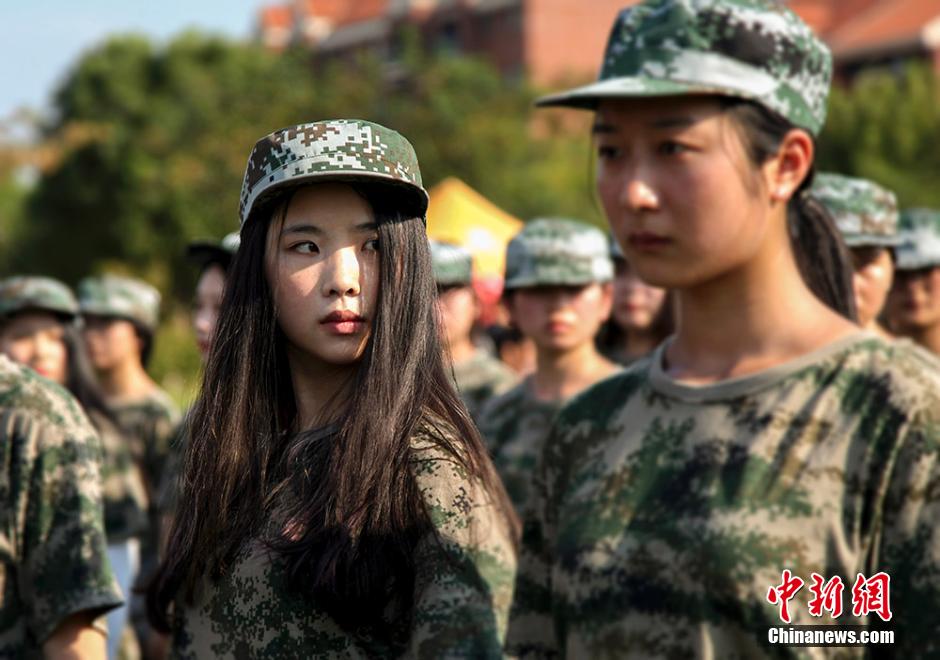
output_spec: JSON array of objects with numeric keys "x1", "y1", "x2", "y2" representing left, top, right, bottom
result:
[
  {"x1": 430, "y1": 240, "x2": 474, "y2": 286},
  {"x1": 536, "y1": 0, "x2": 832, "y2": 135},
  {"x1": 187, "y1": 231, "x2": 241, "y2": 271},
  {"x1": 239, "y1": 119, "x2": 428, "y2": 228},
  {"x1": 812, "y1": 173, "x2": 900, "y2": 248},
  {"x1": 895, "y1": 208, "x2": 940, "y2": 271},
  {"x1": 505, "y1": 218, "x2": 613, "y2": 290},
  {"x1": 77, "y1": 275, "x2": 162, "y2": 330},
  {"x1": 0, "y1": 276, "x2": 79, "y2": 320}
]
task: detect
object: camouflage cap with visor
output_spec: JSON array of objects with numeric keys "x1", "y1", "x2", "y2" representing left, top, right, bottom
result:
[
  {"x1": 0, "y1": 276, "x2": 79, "y2": 321},
  {"x1": 895, "y1": 208, "x2": 940, "y2": 272},
  {"x1": 505, "y1": 218, "x2": 613, "y2": 290},
  {"x1": 430, "y1": 240, "x2": 474, "y2": 286},
  {"x1": 239, "y1": 119, "x2": 429, "y2": 229},
  {"x1": 537, "y1": 0, "x2": 832, "y2": 136},
  {"x1": 812, "y1": 173, "x2": 900, "y2": 248},
  {"x1": 77, "y1": 275, "x2": 162, "y2": 331}
]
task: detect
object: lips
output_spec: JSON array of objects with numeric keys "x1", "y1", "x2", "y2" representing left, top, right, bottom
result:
[
  {"x1": 627, "y1": 231, "x2": 671, "y2": 250},
  {"x1": 320, "y1": 310, "x2": 367, "y2": 335}
]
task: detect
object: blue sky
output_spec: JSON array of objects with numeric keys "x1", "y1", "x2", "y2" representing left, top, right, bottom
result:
[{"x1": 0, "y1": 0, "x2": 264, "y2": 122}]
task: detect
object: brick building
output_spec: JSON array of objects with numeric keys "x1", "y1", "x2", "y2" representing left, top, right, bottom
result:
[{"x1": 256, "y1": 0, "x2": 940, "y2": 84}]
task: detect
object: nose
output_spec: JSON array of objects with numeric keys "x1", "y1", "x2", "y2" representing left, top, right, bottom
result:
[
  {"x1": 621, "y1": 177, "x2": 659, "y2": 212},
  {"x1": 322, "y1": 246, "x2": 362, "y2": 298}
]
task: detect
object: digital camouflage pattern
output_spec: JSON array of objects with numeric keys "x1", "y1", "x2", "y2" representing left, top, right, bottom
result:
[
  {"x1": 478, "y1": 381, "x2": 564, "y2": 512},
  {"x1": 110, "y1": 389, "x2": 181, "y2": 501},
  {"x1": 0, "y1": 354, "x2": 122, "y2": 656},
  {"x1": 507, "y1": 333, "x2": 940, "y2": 658},
  {"x1": 240, "y1": 119, "x2": 429, "y2": 228},
  {"x1": 172, "y1": 416, "x2": 517, "y2": 659},
  {"x1": 537, "y1": 0, "x2": 833, "y2": 136},
  {"x1": 453, "y1": 349, "x2": 517, "y2": 424},
  {"x1": 812, "y1": 173, "x2": 900, "y2": 247},
  {"x1": 88, "y1": 409, "x2": 149, "y2": 543},
  {"x1": 895, "y1": 208, "x2": 940, "y2": 271},
  {"x1": 0, "y1": 275, "x2": 79, "y2": 320},
  {"x1": 430, "y1": 240, "x2": 474, "y2": 286},
  {"x1": 77, "y1": 275, "x2": 162, "y2": 331},
  {"x1": 505, "y1": 219, "x2": 613, "y2": 290}
]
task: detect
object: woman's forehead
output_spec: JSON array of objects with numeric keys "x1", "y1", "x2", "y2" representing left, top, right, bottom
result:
[
  {"x1": 594, "y1": 96, "x2": 726, "y2": 131},
  {"x1": 283, "y1": 183, "x2": 375, "y2": 228}
]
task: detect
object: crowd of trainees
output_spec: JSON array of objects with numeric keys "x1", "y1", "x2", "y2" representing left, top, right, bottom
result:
[{"x1": 7, "y1": 0, "x2": 940, "y2": 657}]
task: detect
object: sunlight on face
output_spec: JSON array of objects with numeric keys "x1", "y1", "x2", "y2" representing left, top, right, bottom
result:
[
  {"x1": 0, "y1": 311, "x2": 68, "y2": 384},
  {"x1": 265, "y1": 183, "x2": 380, "y2": 371},
  {"x1": 594, "y1": 96, "x2": 777, "y2": 290}
]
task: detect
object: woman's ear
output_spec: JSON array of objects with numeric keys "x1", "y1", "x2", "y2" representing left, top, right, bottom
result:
[{"x1": 763, "y1": 128, "x2": 814, "y2": 204}]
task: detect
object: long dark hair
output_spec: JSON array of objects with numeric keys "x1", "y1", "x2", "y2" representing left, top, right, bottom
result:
[
  {"x1": 148, "y1": 183, "x2": 518, "y2": 633},
  {"x1": 62, "y1": 322, "x2": 120, "y2": 428},
  {"x1": 721, "y1": 98, "x2": 858, "y2": 322}
]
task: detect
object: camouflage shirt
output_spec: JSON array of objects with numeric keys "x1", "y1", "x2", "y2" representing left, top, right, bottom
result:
[
  {"x1": 507, "y1": 333, "x2": 940, "y2": 658},
  {"x1": 111, "y1": 388, "x2": 181, "y2": 502},
  {"x1": 479, "y1": 381, "x2": 564, "y2": 513},
  {"x1": 89, "y1": 409, "x2": 149, "y2": 543},
  {"x1": 172, "y1": 417, "x2": 517, "y2": 658},
  {"x1": 0, "y1": 355, "x2": 122, "y2": 656},
  {"x1": 453, "y1": 349, "x2": 517, "y2": 424}
]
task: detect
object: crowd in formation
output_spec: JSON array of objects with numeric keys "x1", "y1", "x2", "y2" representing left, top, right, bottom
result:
[{"x1": 4, "y1": 0, "x2": 940, "y2": 658}]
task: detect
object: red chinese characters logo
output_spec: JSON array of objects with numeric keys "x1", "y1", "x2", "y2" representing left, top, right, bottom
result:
[
  {"x1": 808, "y1": 573, "x2": 844, "y2": 618},
  {"x1": 767, "y1": 571, "x2": 892, "y2": 623},
  {"x1": 851, "y1": 572, "x2": 893, "y2": 622},
  {"x1": 766, "y1": 570, "x2": 804, "y2": 624}
]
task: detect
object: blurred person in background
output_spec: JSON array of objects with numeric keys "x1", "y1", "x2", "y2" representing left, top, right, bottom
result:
[
  {"x1": 431, "y1": 240, "x2": 517, "y2": 422},
  {"x1": 597, "y1": 235, "x2": 673, "y2": 364},
  {"x1": 148, "y1": 120, "x2": 518, "y2": 657},
  {"x1": 487, "y1": 323, "x2": 537, "y2": 377},
  {"x1": 812, "y1": 173, "x2": 900, "y2": 339},
  {"x1": 0, "y1": 347, "x2": 123, "y2": 658},
  {"x1": 507, "y1": 1, "x2": 940, "y2": 656},
  {"x1": 478, "y1": 218, "x2": 620, "y2": 511},
  {"x1": 78, "y1": 274, "x2": 180, "y2": 660},
  {"x1": 886, "y1": 208, "x2": 940, "y2": 354},
  {"x1": 186, "y1": 232, "x2": 240, "y2": 361},
  {"x1": 0, "y1": 275, "x2": 147, "y2": 659}
]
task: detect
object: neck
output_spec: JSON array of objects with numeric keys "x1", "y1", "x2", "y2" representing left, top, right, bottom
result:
[
  {"x1": 667, "y1": 237, "x2": 857, "y2": 382},
  {"x1": 621, "y1": 328, "x2": 661, "y2": 360},
  {"x1": 449, "y1": 336, "x2": 477, "y2": 365},
  {"x1": 907, "y1": 322, "x2": 940, "y2": 355},
  {"x1": 864, "y1": 319, "x2": 892, "y2": 341},
  {"x1": 286, "y1": 347, "x2": 357, "y2": 432},
  {"x1": 530, "y1": 340, "x2": 617, "y2": 402},
  {"x1": 99, "y1": 357, "x2": 154, "y2": 402}
]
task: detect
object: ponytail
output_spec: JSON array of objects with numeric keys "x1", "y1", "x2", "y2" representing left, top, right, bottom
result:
[
  {"x1": 787, "y1": 183, "x2": 858, "y2": 321},
  {"x1": 721, "y1": 99, "x2": 858, "y2": 323}
]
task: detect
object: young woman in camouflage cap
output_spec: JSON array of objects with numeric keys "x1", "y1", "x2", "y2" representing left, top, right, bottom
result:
[
  {"x1": 508, "y1": 0, "x2": 940, "y2": 656},
  {"x1": 597, "y1": 235, "x2": 673, "y2": 365},
  {"x1": 149, "y1": 119, "x2": 518, "y2": 657},
  {"x1": 478, "y1": 218, "x2": 621, "y2": 512},
  {"x1": 430, "y1": 240, "x2": 517, "y2": 421},
  {"x1": 812, "y1": 173, "x2": 901, "y2": 339},
  {"x1": 886, "y1": 208, "x2": 940, "y2": 355},
  {"x1": 0, "y1": 275, "x2": 146, "y2": 657}
]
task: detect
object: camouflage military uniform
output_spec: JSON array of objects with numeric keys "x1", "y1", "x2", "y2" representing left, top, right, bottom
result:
[
  {"x1": 453, "y1": 350, "x2": 517, "y2": 423},
  {"x1": 895, "y1": 208, "x2": 940, "y2": 272},
  {"x1": 172, "y1": 417, "x2": 517, "y2": 659},
  {"x1": 481, "y1": 219, "x2": 617, "y2": 511},
  {"x1": 0, "y1": 276, "x2": 149, "y2": 543},
  {"x1": 0, "y1": 354, "x2": 122, "y2": 656},
  {"x1": 507, "y1": 334, "x2": 940, "y2": 657},
  {"x1": 479, "y1": 381, "x2": 562, "y2": 511}
]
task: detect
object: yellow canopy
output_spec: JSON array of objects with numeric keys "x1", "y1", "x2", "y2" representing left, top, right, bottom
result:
[{"x1": 426, "y1": 177, "x2": 523, "y2": 281}]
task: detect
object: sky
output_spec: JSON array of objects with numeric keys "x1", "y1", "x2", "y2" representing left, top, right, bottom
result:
[{"x1": 0, "y1": 0, "x2": 265, "y2": 124}]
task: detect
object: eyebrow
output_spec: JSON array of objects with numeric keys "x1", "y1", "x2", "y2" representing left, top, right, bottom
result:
[
  {"x1": 591, "y1": 122, "x2": 616, "y2": 135},
  {"x1": 649, "y1": 116, "x2": 696, "y2": 129},
  {"x1": 280, "y1": 221, "x2": 378, "y2": 237}
]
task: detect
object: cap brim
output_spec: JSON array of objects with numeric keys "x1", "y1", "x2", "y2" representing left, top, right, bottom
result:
[
  {"x1": 843, "y1": 235, "x2": 902, "y2": 249},
  {"x1": 186, "y1": 243, "x2": 234, "y2": 270},
  {"x1": 535, "y1": 77, "x2": 757, "y2": 110},
  {"x1": 246, "y1": 172, "x2": 429, "y2": 228}
]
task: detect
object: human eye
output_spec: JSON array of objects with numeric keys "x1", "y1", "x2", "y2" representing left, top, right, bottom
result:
[
  {"x1": 596, "y1": 143, "x2": 623, "y2": 161},
  {"x1": 363, "y1": 238, "x2": 380, "y2": 252},
  {"x1": 657, "y1": 140, "x2": 690, "y2": 156},
  {"x1": 290, "y1": 241, "x2": 319, "y2": 255}
]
